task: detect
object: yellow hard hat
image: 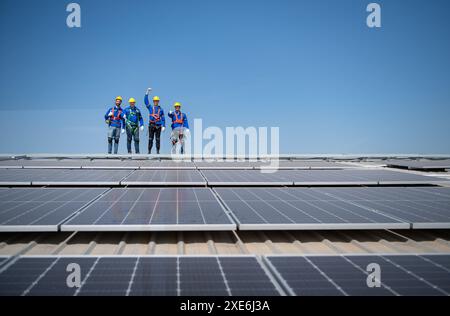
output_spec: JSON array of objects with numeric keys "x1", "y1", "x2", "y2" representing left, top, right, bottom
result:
[
  {"x1": 128, "y1": 97, "x2": 136, "y2": 103},
  {"x1": 174, "y1": 102, "x2": 181, "y2": 107},
  {"x1": 115, "y1": 96, "x2": 123, "y2": 101},
  {"x1": 153, "y1": 96, "x2": 160, "y2": 101}
]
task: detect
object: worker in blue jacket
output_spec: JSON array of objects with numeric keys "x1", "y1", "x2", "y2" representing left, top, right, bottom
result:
[
  {"x1": 104, "y1": 96, "x2": 125, "y2": 154},
  {"x1": 123, "y1": 98, "x2": 144, "y2": 154},
  {"x1": 168, "y1": 102, "x2": 189, "y2": 154},
  {"x1": 144, "y1": 88, "x2": 166, "y2": 154}
]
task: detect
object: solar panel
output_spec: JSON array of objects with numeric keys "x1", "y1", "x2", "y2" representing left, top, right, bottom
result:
[
  {"x1": 0, "y1": 188, "x2": 106, "y2": 232},
  {"x1": 387, "y1": 159, "x2": 450, "y2": 171},
  {"x1": 61, "y1": 188, "x2": 236, "y2": 231},
  {"x1": 203, "y1": 170, "x2": 294, "y2": 186},
  {"x1": 203, "y1": 169, "x2": 448, "y2": 186},
  {"x1": 318, "y1": 187, "x2": 450, "y2": 229},
  {"x1": 0, "y1": 256, "x2": 282, "y2": 296},
  {"x1": 0, "y1": 169, "x2": 133, "y2": 186},
  {"x1": 215, "y1": 188, "x2": 409, "y2": 230},
  {"x1": 265, "y1": 254, "x2": 450, "y2": 296},
  {"x1": 121, "y1": 170, "x2": 206, "y2": 186}
]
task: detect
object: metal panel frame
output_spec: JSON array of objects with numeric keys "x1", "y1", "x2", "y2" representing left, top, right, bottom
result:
[
  {"x1": 61, "y1": 223, "x2": 236, "y2": 232},
  {"x1": 412, "y1": 222, "x2": 450, "y2": 229},
  {"x1": 207, "y1": 181, "x2": 294, "y2": 186},
  {"x1": 0, "y1": 225, "x2": 58, "y2": 232},
  {"x1": 238, "y1": 222, "x2": 410, "y2": 230}
]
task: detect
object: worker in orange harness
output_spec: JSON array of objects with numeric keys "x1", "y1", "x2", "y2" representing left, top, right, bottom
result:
[
  {"x1": 144, "y1": 88, "x2": 166, "y2": 154},
  {"x1": 168, "y1": 102, "x2": 189, "y2": 154}
]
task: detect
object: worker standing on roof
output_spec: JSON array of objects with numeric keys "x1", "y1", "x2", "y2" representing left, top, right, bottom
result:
[
  {"x1": 104, "y1": 96, "x2": 125, "y2": 154},
  {"x1": 168, "y1": 102, "x2": 189, "y2": 154},
  {"x1": 123, "y1": 98, "x2": 144, "y2": 154},
  {"x1": 144, "y1": 88, "x2": 166, "y2": 154}
]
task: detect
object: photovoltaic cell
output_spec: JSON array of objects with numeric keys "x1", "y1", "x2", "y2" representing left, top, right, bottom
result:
[
  {"x1": 266, "y1": 254, "x2": 450, "y2": 296},
  {"x1": 61, "y1": 188, "x2": 235, "y2": 231},
  {"x1": 0, "y1": 256, "x2": 282, "y2": 296},
  {"x1": 0, "y1": 188, "x2": 106, "y2": 232}
]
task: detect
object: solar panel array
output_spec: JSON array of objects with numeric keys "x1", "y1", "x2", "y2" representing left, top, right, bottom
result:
[
  {"x1": 62, "y1": 188, "x2": 235, "y2": 231},
  {"x1": 266, "y1": 254, "x2": 450, "y2": 296},
  {"x1": 215, "y1": 187, "x2": 450, "y2": 230},
  {"x1": 1, "y1": 254, "x2": 449, "y2": 296},
  {"x1": 0, "y1": 256, "x2": 282, "y2": 296}
]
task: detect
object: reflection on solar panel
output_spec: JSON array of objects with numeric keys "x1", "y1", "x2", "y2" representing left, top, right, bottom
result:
[
  {"x1": 0, "y1": 257, "x2": 9, "y2": 266},
  {"x1": 0, "y1": 256, "x2": 282, "y2": 296},
  {"x1": 266, "y1": 254, "x2": 450, "y2": 296},
  {"x1": 387, "y1": 159, "x2": 450, "y2": 171},
  {"x1": 204, "y1": 169, "x2": 448, "y2": 186},
  {"x1": 215, "y1": 188, "x2": 409, "y2": 230},
  {"x1": 0, "y1": 169, "x2": 132, "y2": 186},
  {"x1": 0, "y1": 188, "x2": 105, "y2": 231},
  {"x1": 121, "y1": 170, "x2": 206, "y2": 186},
  {"x1": 62, "y1": 188, "x2": 235, "y2": 231},
  {"x1": 318, "y1": 187, "x2": 450, "y2": 229}
]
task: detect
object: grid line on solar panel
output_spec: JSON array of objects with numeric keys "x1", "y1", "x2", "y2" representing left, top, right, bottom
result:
[
  {"x1": 0, "y1": 256, "x2": 281, "y2": 296},
  {"x1": 0, "y1": 188, "x2": 106, "y2": 232},
  {"x1": 61, "y1": 188, "x2": 236, "y2": 231},
  {"x1": 266, "y1": 254, "x2": 450, "y2": 296},
  {"x1": 215, "y1": 188, "x2": 409, "y2": 230}
]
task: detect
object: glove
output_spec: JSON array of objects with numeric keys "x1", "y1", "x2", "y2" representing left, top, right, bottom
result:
[
  {"x1": 121, "y1": 129, "x2": 125, "y2": 134},
  {"x1": 105, "y1": 120, "x2": 110, "y2": 125},
  {"x1": 161, "y1": 127, "x2": 166, "y2": 132},
  {"x1": 140, "y1": 126, "x2": 144, "y2": 131},
  {"x1": 108, "y1": 111, "x2": 113, "y2": 117},
  {"x1": 146, "y1": 87, "x2": 152, "y2": 95},
  {"x1": 168, "y1": 110, "x2": 173, "y2": 115}
]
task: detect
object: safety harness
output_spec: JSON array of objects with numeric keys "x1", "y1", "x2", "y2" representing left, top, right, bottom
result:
[
  {"x1": 111, "y1": 107, "x2": 123, "y2": 122},
  {"x1": 150, "y1": 106, "x2": 161, "y2": 123},
  {"x1": 174, "y1": 111, "x2": 184, "y2": 124}
]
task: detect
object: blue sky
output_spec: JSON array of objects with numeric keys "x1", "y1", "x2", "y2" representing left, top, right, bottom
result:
[{"x1": 1, "y1": 0, "x2": 449, "y2": 154}]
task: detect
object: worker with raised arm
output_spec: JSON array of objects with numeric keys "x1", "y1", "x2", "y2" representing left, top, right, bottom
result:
[
  {"x1": 144, "y1": 88, "x2": 166, "y2": 154},
  {"x1": 168, "y1": 102, "x2": 189, "y2": 154},
  {"x1": 104, "y1": 96, "x2": 125, "y2": 154},
  {"x1": 123, "y1": 97, "x2": 144, "y2": 154}
]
